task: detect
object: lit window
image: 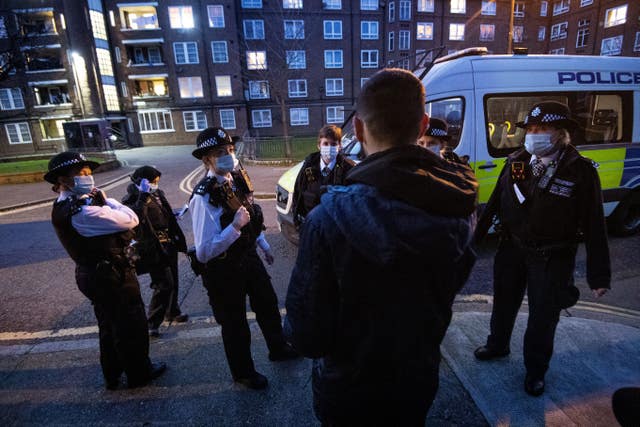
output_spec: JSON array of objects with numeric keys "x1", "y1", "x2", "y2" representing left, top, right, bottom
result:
[
  {"x1": 324, "y1": 50, "x2": 343, "y2": 68},
  {"x1": 5, "y1": 123, "x2": 32, "y2": 144},
  {"x1": 215, "y1": 76, "x2": 232, "y2": 97},
  {"x1": 283, "y1": 0, "x2": 303, "y2": 9},
  {"x1": 249, "y1": 80, "x2": 270, "y2": 99},
  {"x1": 207, "y1": 5, "x2": 225, "y2": 28},
  {"x1": 324, "y1": 0, "x2": 341, "y2": 9},
  {"x1": 178, "y1": 77, "x2": 203, "y2": 98},
  {"x1": 326, "y1": 106, "x2": 344, "y2": 124},
  {"x1": 361, "y1": 50, "x2": 379, "y2": 68},
  {"x1": 247, "y1": 51, "x2": 267, "y2": 70},
  {"x1": 40, "y1": 118, "x2": 66, "y2": 140},
  {"x1": 361, "y1": 21, "x2": 379, "y2": 40},
  {"x1": 451, "y1": 0, "x2": 466, "y2": 14},
  {"x1": 183, "y1": 111, "x2": 207, "y2": 131},
  {"x1": 552, "y1": 0, "x2": 569, "y2": 16},
  {"x1": 417, "y1": 0, "x2": 435, "y2": 12},
  {"x1": 605, "y1": 5, "x2": 627, "y2": 28},
  {"x1": 284, "y1": 20, "x2": 304, "y2": 39},
  {"x1": 138, "y1": 110, "x2": 174, "y2": 132},
  {"x1": 168, "y1": 6, "x2": 194, "y2": 29},
  {"x1": 0, "y1": 88, "x2": 25, "y2": 110},
  {"x1": 242, "y1": 0, "x2": 262, "y2": 8},
  {"x1": 286, "y1": 50, "x2": 306, "y2": 69},
  {"x1": 324, "y1": 20, "x2": 342, "y2": 39},
  {"x1": 399, "y1": 1, "x2": 411, "y2": 20},
  {"x1": 288, "y1": 79, "x2": 307, "y2": 98},
  {"x1": 290, "y1": 108, "x2": 309, "y2": 126},
  {"x1": 480, "y1": 24, "x2": 494, "y2": 41},
  {"x1": 449, "y1": 23, "x2": 464, "y2": 40},
  {"x1": 601, "y1": 35, "x2": 623, "y2": 56},
  {"x1": 120, "y1": 5, "x2": 159, "y2": 29},
  {"x1": 417, "y1": 23, "x2": 433, "y2": 40},
  {"x1": 252, "y1": 109, "x2": 272, "y2": 128},
  {"x1": 212, "y1": 41, "x2": 228, "y2": 63},
  {"x1": 550, "y1": 22, "x2": 568, "y2": 40},
  {"x1": 481, "y1": 1, "x2": 496, "y2": 15},
  {"x1": 90, "y1": 10, "x2": 108, "y2": 40},
  {"x1": 132, "y1": 77, "x2": 168, "y2": 97},
  {"x1": 174, "y1": 42, "x2": 199, "y2": 64},
  {"x1": 219, "y1": 109, "x2": 236, "y2": 129},
  {"x1": 399, "y1": 30, "x2": 410, "y2": 50},
  {"x1": 325, "y1": 78, "x2": 344, "y2": 96},
  {"x1": 244, "y1": 19, "x2": 265, "y2": 39}
]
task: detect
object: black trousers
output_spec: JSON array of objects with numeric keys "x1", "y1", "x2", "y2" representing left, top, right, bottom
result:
[
  {"x1": 147, "y1": 245, "x2": 182, "y2": 329},
  {"x1": 76, "y1": 264, "x2": 152, "y2": 384},
  {"x1": 487, "y1": 239, "x2": 577, "y2": 378},
  {"x1": 201, "y1": 249, "x2": 286, "y2": 379}
]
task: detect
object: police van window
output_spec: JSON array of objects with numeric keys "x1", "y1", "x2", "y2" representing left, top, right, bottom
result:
[
  {"x1": 572, "y1": 92, "x2": 627, "y2": 146},
  {"x1": 425, "y1": 97, "x2": 464, "y2": 150}
]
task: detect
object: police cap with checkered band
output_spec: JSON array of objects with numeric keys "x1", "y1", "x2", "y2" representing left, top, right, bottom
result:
[
  {"x1": 192, "y1": 127, "x2": 235, "y2": 159},
  {"x1": 516, "y1": 101, "x2": 578, "y2": 131},
  {"x1": 423, "y1": 118, "x2": 451, "y2": 141},
  {"x1": 44, "y1": 151, "x2": 100, "y2": 184}
]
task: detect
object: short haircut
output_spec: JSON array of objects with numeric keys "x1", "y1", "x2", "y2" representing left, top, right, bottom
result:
[
  {"x1": 318, "y1": 124, "x2": 342, "y2": 142},
  {"x1": 356, "y1": 68, "x2": 425, "y2": 146}
]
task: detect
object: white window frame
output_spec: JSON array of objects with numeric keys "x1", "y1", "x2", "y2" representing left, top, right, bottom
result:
[
  {"x1": 283, "y1": 0, "x2": 303, "y2": 9},
  {"x1": 326, "y1": 106, "x2": 344, "y2": 124},
  {"x1": 399, "y1": 30, "x2": 410, "y2": 50},
  {"x1": 553, "y1": 0, "x2": 570, "y2": 16},
  {"x1": 361, "y1": 0, "x2": 378, "y2": 10},
  {"x1": 417, "y1": 0, "x2": 435, "y2": 12},
  {"x1": 5, "y1": 123, "x2": 32, "y2": 144},
  {"x1": 178, "y1": 76, "x2": 203, "y2": 98},
  {"x1": 576, "y1": 27, "x2": 589, "y2": 48},
  {"x1": 290, "y1": 108, "x2": 309, "y2": 126},
  {"x1": 549, "y1": 47, "x2": 565, "y2": 55},
  {"x1": 0, "y1": 88, "x2": 25, "y2": 110},
  {"x1": 325, "y1": 78, "x2": 344, "y2": 96},
  {"x1": 449, "y1": 23, "x2": 464, "y2": 41},
  {"x1": 540, "y1": 1, "x2": 548, "y2": 16},
  {"x1": 324, "y1": 0, "x2": 342, "y2": 10},
  {"x1": 114, "y1": 46, "x2": 121, "y2": 63},
  {"x1": 215, "y1": 75, "x2": 232, "y2": 97},
  {"x1": 388, "y1": 2, "x2": 395, "y2": 22},
  {"x1": 243, "y1": 19, "x2": 265, "y2": 39},
  {"x1": 481, "y1": 1, "x2": 496, "y2": 15},
  {"x1": 138, "y1": 110, "x2": 174, "y2": 133},
  {"x1": 538, "y1": 26, "x2": 546, "y2": 41},
  {"x1": 212, "y1": 41, "x2": 229, "y2": 63},
  {"x1": 173, "y1": 42, "x2": 199, "y2": 64},
  {"x1": 513, "y1": 26, "x2": 524, "y2": 43},
  {"x1": 480, "y1": 24, "x2": 495, "y2": 41},
  {"x1": 252, "y1": 109, "x2": 272, "y2": 128},
  {"x1": 241, "y1": 0, "x2": 262, "y2": 8},
  {"x1": 324, "y1": 50, "x2": 343, "y2": 68},
  {"x1": 286, "y1": 50, "x2": 306, "y2": 69},
  {"x1": 288, "y1": 79, "x2": 307, "y2": 98},
  {"x1": 451, "y1": 0, "x2": 466, "y2": 14},
  {"x1": 246, "y1": 51, "x2": 267, "y2": 70},
  {"x1": 219, "y1": 109, "x2": 236, "y2": 129},
  {"x1": 550, "y1": 22, "x2": 568, "y2": 41},
  {"x1": 207, "y1": 5, "x2": 225, "y2": 28},
  {"x1": 249, "y1": 80, "x2": 270, "y2": 99},
  {"x1": 324, "y1": 20, "x2": 342, "y2": 39},
  {"x1": 361, "y1": 21, "x2": 379, "y2": 40},
  {"x1": 580, "y1": 0, "x2": 593, "y2": 6},
  {"x1": 514, "y1": 2, "x2": 525, "y2": 18},
  {"x1": 399, "y1": 1, "x2": 411, "y2": 20},
  {"x1": 284, "y1": 20, "x2": 305, "y2": 39},
  {"x1": 121, "y1": 81, "x2": 128, "y2": 97},
  {"x1": 388, "y1": 31, "x2": 395, "y2": 51},
  {"x1": 168, "y1": 6, "x2": 194, "y2": 29},
  {"x1": 361, "y1": 50, "x2": 379, "y2": 68},
  {"x1": 601, "y1": 35, "x2": 623, "y2": 56},
  {"x1": 604, "y1": 5, "x2": 627, "y2": 28},
  {"x1": 634, "y1": 32, "x2": 640, "y2": 52},
  {"x1": 417, "y1": 22, "x2": 433, "y2": 40},
  {"x1": 183, "y1": 111, "x2": 207, "y2": 132}
]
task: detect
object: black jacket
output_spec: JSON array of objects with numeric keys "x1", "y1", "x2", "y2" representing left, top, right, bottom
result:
[
  {"x1": 475, "y1": 145, "x2": 611, "y2": 290},
  {"x1": 285, "y1": 145, "x2": 478, "y2": 420}
]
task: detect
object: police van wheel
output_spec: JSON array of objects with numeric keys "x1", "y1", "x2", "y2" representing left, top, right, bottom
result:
[{"x1": 610, "y1": 203, "x2": 640, "y2": 236}]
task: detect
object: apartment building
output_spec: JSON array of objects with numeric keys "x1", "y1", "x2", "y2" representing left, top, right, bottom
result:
[{"x1": 1, "y1": 0, "x2": 638, "y2": 154}]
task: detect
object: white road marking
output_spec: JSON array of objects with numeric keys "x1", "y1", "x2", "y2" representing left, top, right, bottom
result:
[{"x1": 179, "y1": 166, "x2": 206, "y2": 196}]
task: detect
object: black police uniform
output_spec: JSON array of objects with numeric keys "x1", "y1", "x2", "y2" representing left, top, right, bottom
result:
[
  {"x1": 122, "y1": 182, "x2": 187, "y2": 329},
  {"x1": 192, "y1": 171, "x2": 289, "y2": 381},
  {"x1": 52, "y1": 195, "x2": 154, "y2": 387},
  {"x1": 292, "y1": 151, "x2": 355, "y2": 227},
  {"x1": 475, "y1": 143, "x2": 611, "y2": 379}
]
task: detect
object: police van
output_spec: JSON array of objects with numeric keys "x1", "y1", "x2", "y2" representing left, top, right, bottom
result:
[{"x1": 276, "y1": 49, "x2": 640, "y2": 243}]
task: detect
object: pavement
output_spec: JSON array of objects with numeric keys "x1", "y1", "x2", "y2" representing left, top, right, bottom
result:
[{"x1": 1, "y1": 150, "x2": 639, "y2": 426}]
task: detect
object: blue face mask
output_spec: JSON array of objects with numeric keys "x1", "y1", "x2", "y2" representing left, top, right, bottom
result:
[
  {"x1": 215, "y1": 153, "x2": 236, "y2": 173},
  {"x1": 73, "y1": 175, "x2": 94, "y2": 195},
  {"x1": 524, "y1": 133, "x2": 554, "y2": 156},
  {"x1": 320, "y1": 146, "x2": 339, "y2": 164}
]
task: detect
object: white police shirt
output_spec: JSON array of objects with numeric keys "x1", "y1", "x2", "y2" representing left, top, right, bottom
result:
[
  {"x1": 58, "y1": 190, "x2": 139, "y2": 237},
  {"x1": 319, "y1": 156, "x2": 337, "y2": 175},
  {"x1": 190, "y1": 170, "x2": 270, "y2": 264}
]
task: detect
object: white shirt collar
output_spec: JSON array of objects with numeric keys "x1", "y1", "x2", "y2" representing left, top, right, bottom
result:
[
  {"x1": 530, "y1": 150, "x2": 559, "y2": 167},
  {"x1": 57, "y1": 189, "x2": 74, "y2": 202},
  {"x1": 319, "y1": 156, "x2": 337, "y2": 172},
  {"x1": 207, "y1": 169, "x2": 232, "y2": 183}
]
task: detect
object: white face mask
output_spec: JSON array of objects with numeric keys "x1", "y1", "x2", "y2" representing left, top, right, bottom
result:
[
  {"x1": 215, "y1": 153, "x2": 237, "y2": 173},
  {"x1": 148, "y1": 183, "x2": 159, "y2": 192},
  {"x1": 73, "y1": 175, "x2": 94, "y2": 195},
  {"x1": 524, "y1": 133, "x2": 554, "y2": 156},
  {"x1": 320, "y1": 146, "x2": 339, "y2": 164}
]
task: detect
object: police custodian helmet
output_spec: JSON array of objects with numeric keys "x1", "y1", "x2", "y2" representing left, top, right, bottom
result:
[
  {"x1": 44, "y1": 151, "x2": 100, "y2": 184},
  {"x1": 192, "y1": 127, "x2": 236, "y2": 159},
  {"x1": 516, "y1": 101, "x2": 578, "y2": 131}
]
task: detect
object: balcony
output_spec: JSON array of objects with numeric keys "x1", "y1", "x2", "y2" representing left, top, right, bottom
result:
[
  {"x1": 29, "y1": 80, "x2": 71, "y2": 107},
  {"x1": 18, "y1": 10, "x2": 57, "y2": 37},
  {"x1": 119, "y1": 5, "x2": 160, "y2": 31},
  {"x1": 129, "y1": 75, "x2": 169, "y2": 99},
  {"x1": 23, "y1": 46, "x2": 64, "y2": 73},
  {"x1": 122, "y1": 39, "x2": 165, "y2": 67}
]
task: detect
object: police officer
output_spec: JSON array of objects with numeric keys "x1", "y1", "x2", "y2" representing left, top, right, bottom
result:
[
  {"x1": 122, "y1": 166, "x2": 188, "y2": 337},
  {"x1": 291, "y1": 124, "x2": 355, "y2": 229},
  {"x1": 45, "y1": 152, "x2": 166, "y2": 390},
  {"x1": 416, "y1": 117, "x2": 463, "y2": 162},
  {"x1": 473, "y1": 101, "x2": 610, "y2": 396},
  {"x1": 189, "y1": 127, "x2": 298, "y2": 390}
]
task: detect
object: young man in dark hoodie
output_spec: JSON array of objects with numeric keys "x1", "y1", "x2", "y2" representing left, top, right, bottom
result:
[{"x1": 285, "y1": 68, "x2": 478, "y2": 425}]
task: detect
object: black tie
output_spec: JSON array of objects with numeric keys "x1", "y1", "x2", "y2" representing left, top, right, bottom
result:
[{"x1": 322, "y1": 167, "x2": 330, "y2": 177}]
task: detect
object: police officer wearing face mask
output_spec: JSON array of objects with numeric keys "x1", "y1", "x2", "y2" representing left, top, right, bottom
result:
[
  {"x1": 122, "y1": 166, "x2": 188, "y2": 337},
  {"x1": 473, "y1": 101, "x2": 611, "y2": 397},
  {"x1": 292, "y1": 125, "x2": 356, "y2": 229},
  {"x1": 45, "y1": 152, "x2": 166, "y2": 390},
  {"x1": 416, "y1": 117, "x2": 463, "y2": 163},
  {"x1": 189, "y1": 127, "x2": 298, "y2": 390}
]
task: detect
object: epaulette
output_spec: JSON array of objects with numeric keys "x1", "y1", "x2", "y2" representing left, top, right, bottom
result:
[
  {"x1": 193, "y1": 176, "x2": 215, "y2": 196},
  {"x1": 579, "y1": 156, "x2": 599, "y2": 168}
]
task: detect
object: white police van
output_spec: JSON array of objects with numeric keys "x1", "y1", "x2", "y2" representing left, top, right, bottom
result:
[{"x1": 276, "y1": 48, "x2": 640, "y2": 243}]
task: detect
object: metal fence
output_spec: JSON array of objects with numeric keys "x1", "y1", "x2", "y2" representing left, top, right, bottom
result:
[{"x1": 237, "y1": 136, "x2": 316, "y2": 162}]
